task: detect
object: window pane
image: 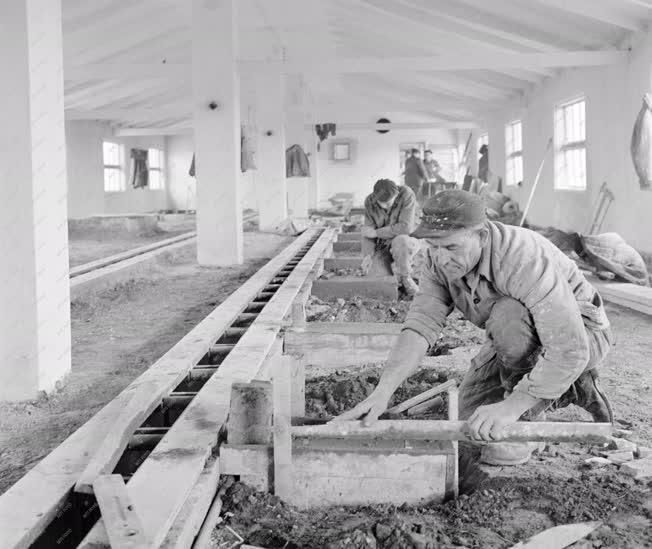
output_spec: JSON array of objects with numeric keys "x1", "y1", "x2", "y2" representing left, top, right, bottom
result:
[{"x1": 148, "y1": 148, "x2": 162, "y2": 169}]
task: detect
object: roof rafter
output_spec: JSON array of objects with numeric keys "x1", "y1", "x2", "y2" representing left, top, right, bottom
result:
[{"x1": 531, "y1": 0, "x2": 645, "y2": 31}]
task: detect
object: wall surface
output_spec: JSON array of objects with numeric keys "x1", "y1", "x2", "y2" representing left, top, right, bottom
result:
[
  {"x1": 483, "y1": 29, "x2": 652, "y2": 253},
  {"x1": 314, "y1": 128, "x2": 459, "y2": 207},
  {"x1": 66, "y1": 120, "x2": 170, "y2": 218}
]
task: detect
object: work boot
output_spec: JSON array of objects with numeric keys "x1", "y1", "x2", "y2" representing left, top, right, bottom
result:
[
  {"x1": 399, "y1": 275, "x2": 419, "y2": 297},
  {"x1": 574, "y1": 369, "x2": 614, "y2": 423},
  {"x1": 480, "y1": 441, "x2": 545, "y2": 466}
]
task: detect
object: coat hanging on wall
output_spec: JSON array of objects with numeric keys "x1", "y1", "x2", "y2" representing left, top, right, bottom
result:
[
  {"x1": 286, "y1": 144, "x2": 310, "y2": 177},
  {"x1": 130, "y1": 149, "x2": 149, "y2": 188},
  {"x1": 631, "y1": 93, "x2": 652, "y2": 190}
]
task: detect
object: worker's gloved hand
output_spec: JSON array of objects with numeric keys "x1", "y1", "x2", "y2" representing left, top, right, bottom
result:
[
  {"x1": 467, "y1": 401, "x2": 522, "y2": 442},
  {"x1": 361, "y1": 226, "x2": 378, "y2": 239},
  {"x1": 360, "y1": 255, "x2": 373, "y2": 275},
  {"x1": 332, "y1": 389, "x2": 390, "y2": 427}
]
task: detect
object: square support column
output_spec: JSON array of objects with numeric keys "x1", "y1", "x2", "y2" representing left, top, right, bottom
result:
[
  {"x1": 192, "y1": 0, "x2": 243, "y2": 265},
  {"x1": 255, "y1": 74, "x2": 287, "y2": 231},
  {"x1": 0, "y1": 0, "x2": 71, "y2": 400}
]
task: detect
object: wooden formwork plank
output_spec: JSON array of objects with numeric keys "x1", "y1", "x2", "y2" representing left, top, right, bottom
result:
[
  {"x1": 69, "y1": 231, "x2": 196, "y2": 278},
  {"x1": 292, "y1": 420, "x2": 612, "y2": 443},
  {"x1": 80, "y1": 229, "x2": 336, "y2": 548},
  {"x1": 75, "y1": 230, "x2": 320, "y2": 496},
  {"x1": 273, "y1": 357, "x2": 294, "y2": 500},
  {"x1": 595, "y1": 281, "x2": 652, "y2": 317},
  {"x1": 93, "y1": 475, "x2": 151, "y2": 549},
  {"x1": 0, "y1": 231, "x2": 319, "y2": 549}
]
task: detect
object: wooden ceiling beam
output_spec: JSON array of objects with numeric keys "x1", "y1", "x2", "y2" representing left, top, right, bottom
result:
[
  {"x1": 531, "y1": 0, "x2": 645, "y2": 31},
  {"x1": 240, "y1": 50, "x2": 627, "y2": 74}
]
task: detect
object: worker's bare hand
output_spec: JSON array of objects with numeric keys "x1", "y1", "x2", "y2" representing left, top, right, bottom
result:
[
  {"x1": 361, "y1": 226, "x2": 378, "y2": 239},
  {"x1": 332, "y1": 390, "x2": 390, "y2": 427},
  {"x1": 467, "y1": 401, "x2": 521, "y2": 442}
]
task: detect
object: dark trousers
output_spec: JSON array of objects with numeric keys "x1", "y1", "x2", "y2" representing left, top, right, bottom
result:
[{"x1": 458, "y1": 297, "x2": 612, "y2": 419}]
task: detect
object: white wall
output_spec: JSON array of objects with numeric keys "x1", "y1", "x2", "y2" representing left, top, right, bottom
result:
[
  {"x1": 483, "y1": 29, "x2": 652, "y2": 254},
  {"x1": 66, "y1": 120, "x2": 170, "y2": 218},
  {"x1": 315, "y1": 128, "x2": 459, "y2": 207}
]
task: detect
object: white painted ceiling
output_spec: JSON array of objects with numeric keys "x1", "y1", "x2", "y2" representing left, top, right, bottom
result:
[{"x1": 62, "y1": 0, "x2": 652, "y2": 130}]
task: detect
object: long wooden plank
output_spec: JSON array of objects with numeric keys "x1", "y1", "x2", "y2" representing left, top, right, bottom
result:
[
  {"x1": 93, "y1": 475, "x2": 151, "y2": 549},
  {"x1": 0, "y1": 231, "x2": 317, "y2": 549},
  {"x1": 74, "y1": 231, "x2": 317, "y2": 495},
  {"x1": 69, "y1": 231, "x2": 196, "y2": 278},
  {"x1": 292, "y1": 420, "x2": 612, "y2": 443},
  {"x1": 595, "y1": 281, "x2": 652, "y2": 317},
  {"x1": 385, "y1": 380, "x2": 457, "y2": 415},
  {"x1": 81, "y1": 229, "x2": 335, "y2": 548}
]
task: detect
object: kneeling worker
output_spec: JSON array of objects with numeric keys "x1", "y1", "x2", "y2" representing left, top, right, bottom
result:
[
  {"x1": 362, "y1": 179, "x2": 421, "y2": 296},
  {"x1": 340, "y1": 190, "x2": 613, "y2": 465}
]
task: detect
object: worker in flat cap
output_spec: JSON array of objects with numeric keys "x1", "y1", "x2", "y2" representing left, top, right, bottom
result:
[
  {"x1": 338, "y1": 190, "x2": 614, "y2": 465},
  {"x1": 361, "y1": 179, "x2": 421, "y2": 296}
]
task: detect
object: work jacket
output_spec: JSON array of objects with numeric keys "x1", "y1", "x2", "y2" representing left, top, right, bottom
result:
[
  {"x1": 404, "y1": 156, "x2": 428, "y2": 187},
  {"x1": 364, "y1": 186, "x2": 417, "y2": 240},
  {"x1": 404, "y1": 221, "x2": 611, "y2": 400}
]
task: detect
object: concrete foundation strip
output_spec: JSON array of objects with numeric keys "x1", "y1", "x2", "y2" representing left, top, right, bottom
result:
[
  {"x1": 80, "y1": 228, "x2": 336, "y2": 548},
  {"x1": 0, "y1": 228, "x2": 333, "y2": 549},
  {"x1": 69, "y1": 231, "x2": 197, "y2": 278}
]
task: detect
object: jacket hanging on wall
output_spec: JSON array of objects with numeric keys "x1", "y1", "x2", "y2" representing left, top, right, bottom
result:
[
  {"x1": 286, "y1": 144, "x2": 310, "y2": 177},
  {"x1": 189, "y1": 154, "x2": 195, "y2": 177},
  {"x1": 241, "y1": 126, "x2": 256, "y2": 172},
  {"x1": 130, "y1": 149, "x2": 149, "y2": 188}
]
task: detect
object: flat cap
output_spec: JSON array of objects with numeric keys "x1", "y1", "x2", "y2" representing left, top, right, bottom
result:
[
  {"x1": 411, "y1": 190, "x2": 487, "y2": 238},
  {"x1": 372, "y1": 178, "x2": 399, "y2": 202}
]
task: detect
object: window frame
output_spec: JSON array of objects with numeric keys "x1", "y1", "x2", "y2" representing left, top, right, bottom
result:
[
  {"x1": 147, "y1": 148, "x2": 166, "y2": 190},
  {"x1": 554, "y1": 96, "x2": 587, "y2": 192},
  {"x1": 103, "y1": 141, "x2": 125, "y2": 193},
  {"x1": 505, "y1": 119, "x2": 523, "y2": 187}
]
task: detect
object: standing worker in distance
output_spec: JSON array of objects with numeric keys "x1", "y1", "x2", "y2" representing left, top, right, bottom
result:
[
  {"x1": 340, "y1": 190, "x2": 614, "y2": 465},
  {"x1": 362, "y1": 179, "x2": 421, "y2": 297},
  {"x1": 404, "y1": 148, "x2": 428, "y2": 203}
]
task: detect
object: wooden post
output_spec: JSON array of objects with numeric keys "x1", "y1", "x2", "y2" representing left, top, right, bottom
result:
[
  {"x1": 447, "y1": 386, "x2": 459, "y2": 499},
  {"x1": 273, "y1": 357, "x2": 293, "y2": 500},
  {"x1": 226, "y1": 381, "x2": 273, "y2": 445},
  {"x1": 290, "y1": 356, "x2": 306, "y2": 417}
]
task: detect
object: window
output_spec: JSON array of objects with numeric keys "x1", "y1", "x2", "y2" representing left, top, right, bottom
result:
[
  {"x1": 103, "y1": 142, "x2": 125, "y2": 192},
  {"x1": 427, "y1": 145, "x2": 460, "y2": 181},
  {"x1": 148, "y1": 148, "x2": 165, "y2": 189},
  {"x1": 554, "y1": 97, "x2": 586, "y2": 190},
  {"x1": 505, "y1": 120, "x2": 523, "y2": 186}
]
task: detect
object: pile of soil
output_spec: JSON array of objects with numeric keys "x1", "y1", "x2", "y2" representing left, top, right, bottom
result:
[
  {"x1": 213, "y1": 470, "x2": 649, "y2": 548},
  {"x1": 305, "y1": 367, "x2": 458, "y2": 418},
  {"x1": 305, "y1": 297, "x2": 484, "y2": 356}
]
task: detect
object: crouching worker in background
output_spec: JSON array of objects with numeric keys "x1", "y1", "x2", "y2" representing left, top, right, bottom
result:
[
  {"x1": 340, "y1": 190, "x2": 614, "y2": 466},
  {"x1": 362, "y1": 179, "x2": 421, "y2": 297}
]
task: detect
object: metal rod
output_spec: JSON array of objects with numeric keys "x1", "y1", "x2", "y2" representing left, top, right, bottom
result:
[
  {"x1": 519, "y1": 137, "x2": 553, "y2": 227},
  {"x1": 292, "y1": 420, "x2": 612, "y2": 443},
  {"x1": 385, "y1": 379, "x2": 457, "y2": 415}
]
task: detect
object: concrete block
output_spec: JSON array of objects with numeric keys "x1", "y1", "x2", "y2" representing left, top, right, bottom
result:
[
  {"x1": 324, "y1": 257, "x2": 363, "y2": 271},
  {"x1": 583, "y1": 457, "x2": 612, "y2": 468},
  {"x1": 333, "y1": 241, "x2": 362, "y2": 253},
  {"x1": 601, "y1": 451, "x2": 635, "y2": 465},
  {"x1": 311, "y1": 276, "x2": 397, "y2": 300},
  {"x1": 636, "y1": 446, "x2": 652, "y2": 459},
  {"x1": 289, "y1": 438, "x2": 455, "y2": 508},
  {"x1": 620, "y1": 458, "x2": 652, "y2": 479},
  {"x1": 337, "y1": 233, "x2": 361, "y2": 241}
]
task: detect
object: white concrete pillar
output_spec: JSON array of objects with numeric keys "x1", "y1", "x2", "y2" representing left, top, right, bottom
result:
[
  {"x1": 192, "y1": 0, "x2": 243, "y2": 265},
  {"x1": 0, "y1": 0, "x2": 71, "y2": 401},
  {"x1": 255, "y1": 74, "x2": 287, "y2": 231},
  {"x1": 285, "y1": 76, "x2": 311, "y2": 218}
]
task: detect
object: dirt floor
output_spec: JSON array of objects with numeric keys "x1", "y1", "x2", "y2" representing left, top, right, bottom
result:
[
  {"x1": 0, "y1": 232, "x2": 293, "y2": 495},
  {"x1": 213, "y1": 303, "x2": 652, "y2": 549},
  {"x1": 68, "y1": 215, "x2": 196, "y2": 267}
]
